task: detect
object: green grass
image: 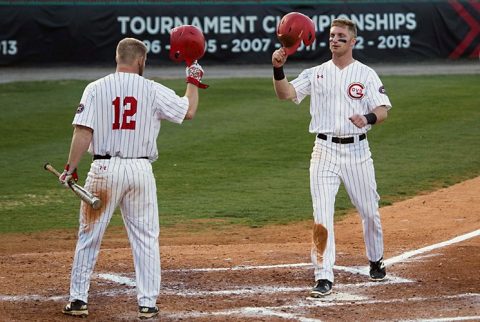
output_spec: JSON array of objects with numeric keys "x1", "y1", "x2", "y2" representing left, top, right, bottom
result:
[{"x1": 0, "y1": 75, "x2": 478, "y2": 233}]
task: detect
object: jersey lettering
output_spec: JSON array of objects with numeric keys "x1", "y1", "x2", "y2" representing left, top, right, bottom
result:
[{"x1": 112, "y1": 96, "x2": 137, "y2": 130}]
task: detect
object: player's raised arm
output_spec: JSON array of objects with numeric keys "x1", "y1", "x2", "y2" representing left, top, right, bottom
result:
[
  {"x1": 183, "y1": 61, "x2": 208, "y2": 120},
  {"x1": 272, "y1": 12, "x2": 315, "y2": 101},
  {"x1": 184, "y1": 83, "x2": 199, "y2": 120},
  {"x1": 272, "y1": 48, "x2": 296, "y2": 100},
  {"x1": 169, "y1": 25, "x2": 208, "y2": 121}
]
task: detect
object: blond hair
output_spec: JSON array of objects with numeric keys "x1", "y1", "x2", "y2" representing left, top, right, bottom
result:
[
  {"x1": 116, "y1": 38, "x2": 147, "y2": 65},
  {"x1": 331, "y1": 18, "x2": 357, "y2": 38}
]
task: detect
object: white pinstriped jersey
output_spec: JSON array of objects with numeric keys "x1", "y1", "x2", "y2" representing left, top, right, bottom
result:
[
  {"x1": 290, "y1": 60, "x2": 392, "y2": 136},
  {"x1": 73, "y1": 72, "x2": 189, "y2": 161}
]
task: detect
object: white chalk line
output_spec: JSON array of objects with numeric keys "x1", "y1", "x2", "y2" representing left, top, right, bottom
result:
[
  {"x1": 162, "y1": 305, "x2": 324, "y2": 322},
  {"x1": 166, "y1": 262, "x2": 311, "y2": 272},
  {"x1": 0, "y1": 286, "x2": 364, "y2": 304},
  {"x1": 164, "y1": 262, "x2": 410, "y2": 283},
  {"x1": 95, "y1": 228, "x2": 480, "y2": 288},
  {"x1": 0, "y1": 288, "x2": 135, "y2": 302},
  {"x1": 1, "y1": 229, "x2": 478, "y2": 321},
  {"x1": 0, "y1": 271, "x2": 409, "y2": 302},
  {"x1": 0, "y1": 294, "x2": 66, "y2": 302},
  {"x1": 160, "y1": 293, "x2": 480, "y2": 321},
  {"x1": 93, "y1": 228, "x2": 480, "y2": 321},
  {"x1": 384, "y1": 229, "x2": 480, "y2": 267},
  {"x1": 95, "y1": 274, "x2": 409, "y2": 297},
  {"x1": 97, "y1": 273, "x2": 136, "y2": 287},
  {"x1": 162, "y1": 229, "x2": 479, "y2": 275},
  {"x1": 399, "y1": 316, "x2": 480, "y2": 322}
]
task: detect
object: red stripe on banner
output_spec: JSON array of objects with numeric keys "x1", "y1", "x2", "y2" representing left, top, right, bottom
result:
[
  {"x1": 449, "y1": 0, "x2": 480, "y2": 59},
  {"x1": 469, "y1": 43, "x2": 480, "y2": 58},
  {"x1": 469, "y1": 0, "x2": 480, "y2": 13}
]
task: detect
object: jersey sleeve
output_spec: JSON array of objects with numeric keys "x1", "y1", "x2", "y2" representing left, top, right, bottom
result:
[
  {"x1": 366, "y1": 69, "x2": 392, "y2": 111},
  {"x1": 153, "y1": 83, "x2": 189, "y2": 124},
  {"x1": 72, "y1": 82, "x2": 96, "y2": 130},
  {"x1": 290, "y1": 68, "x2": 313, "y2": 105}
]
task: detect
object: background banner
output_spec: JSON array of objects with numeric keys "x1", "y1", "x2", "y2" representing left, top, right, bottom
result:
[{"x1": 0, "y1": 1, "x2": 478, "y2": 66}]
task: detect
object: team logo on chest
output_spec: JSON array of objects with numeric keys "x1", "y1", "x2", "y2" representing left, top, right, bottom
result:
[{"x1": 347, "y1": 82, "x2": 365, "y2": 99}]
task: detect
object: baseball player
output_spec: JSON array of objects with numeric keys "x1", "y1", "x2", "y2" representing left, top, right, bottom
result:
[
  {"x1": 272, "y1": 17, "x2": 392, "y2": 297},
  {"x1": 59, "y1": 34, "x2": 207, "y2": 319}
]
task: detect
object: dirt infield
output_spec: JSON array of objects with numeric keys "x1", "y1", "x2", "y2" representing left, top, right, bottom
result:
[{"x1": 0, "y1": 177, "x2": 479, "y2": 321}]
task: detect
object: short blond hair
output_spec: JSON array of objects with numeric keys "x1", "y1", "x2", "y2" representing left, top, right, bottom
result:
[
  {"x1": 331, "y1": 18, "x2": 357, "y2": 38},
  {"x1": 116, "y1": 38, "x2": 147, "y2": 65}
]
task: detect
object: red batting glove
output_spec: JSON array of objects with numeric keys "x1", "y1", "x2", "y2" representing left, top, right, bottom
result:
[
  {"x1": 59, "y1": 164, "x2": 78, "y2": 188},
  {"x1": 186, "y1": 61, "x2": 209, "y2": 89}
]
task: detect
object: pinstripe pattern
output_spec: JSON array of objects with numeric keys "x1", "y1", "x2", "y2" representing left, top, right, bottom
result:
[
  {"x1": 74, "y1": 72, "x2": 188, "y2": 161},
  {"x1": 291, "y1": 60, "x2": 391, "y2": 283},
  {"x1": 291, "y1": 60, "x2": 391, "y2": 136},
  {"x1": 68, "y1": 72, "x2": 187, "y2": 307}
]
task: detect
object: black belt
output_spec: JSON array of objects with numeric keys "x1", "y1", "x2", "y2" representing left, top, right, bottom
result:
[
  {"x1": 93, "y1": 154, "x2": 149, "y2": 160},
  {"x1": 317, "y1": 133, "x2": 366, "y2": 144}
]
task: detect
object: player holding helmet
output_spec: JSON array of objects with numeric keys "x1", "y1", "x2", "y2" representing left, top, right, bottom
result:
[
  {"x1": 272, "y1": 15, "x2": 391, "y2": 297},
  {"x1": 61, "y1": 26, "x2": 207, "y2": 319},
  {"x1": 276, "y1": 12, "x2": 316, "y2": 56}
]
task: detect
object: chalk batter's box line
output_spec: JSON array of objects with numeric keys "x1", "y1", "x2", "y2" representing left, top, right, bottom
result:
[
  {"x1": 0, "y1": 229, "x2": 477, "y2": 306},
  {"x1": 97, "y1": 228, "x2": 479, "y2": 288},
  {"x1": 159, "y1": 293, "x2": 480, "y2": 321}
]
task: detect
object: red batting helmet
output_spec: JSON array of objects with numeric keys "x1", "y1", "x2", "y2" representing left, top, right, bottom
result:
[
  {"x1": 169, "y1": 25, "x2": 206, "y2": 66},
  {"x1": 277, "y1": 12, "x2": 316, "y2": 56}
]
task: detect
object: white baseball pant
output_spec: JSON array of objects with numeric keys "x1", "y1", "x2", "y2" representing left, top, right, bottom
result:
[
  {"x1": 68, "y1": 158, "x2": 160, "y2": 307},
  {"x1": 310, "y1": 136, "x2": 384, "y2": 282}
]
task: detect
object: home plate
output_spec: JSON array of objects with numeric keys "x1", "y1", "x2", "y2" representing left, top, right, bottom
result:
[{"x1": 306, "y1": 292, "x2": 368, "y2": 302}]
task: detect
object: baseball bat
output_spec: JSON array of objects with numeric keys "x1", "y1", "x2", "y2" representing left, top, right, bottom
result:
[{"x1": 43, "y1": 162, "x2": 102, "y2": 210}]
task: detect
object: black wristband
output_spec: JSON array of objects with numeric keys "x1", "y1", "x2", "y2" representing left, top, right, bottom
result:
[
  {"x1": 273, "y1": 66, "x2": 285, "y2": 81},
  {"x1": 364, "y1": 113, "x2": 377, "y2": 125}
]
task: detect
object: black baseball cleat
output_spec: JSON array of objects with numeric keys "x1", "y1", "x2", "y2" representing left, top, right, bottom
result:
[
  {"x1": 138, "y1": 306, "x2": 159, "y2": 319},
  {"x1": 62, "y1": 299, "x2": 88, "y2": 317},
  {"x1": 310, "y1": 279, "x2": 333, "y2": 297},
  {"x1": 369, "y1": 257, "x2": 387, "y2": 281}
]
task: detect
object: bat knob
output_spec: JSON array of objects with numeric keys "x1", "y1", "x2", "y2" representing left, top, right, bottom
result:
[{"x1": 92, "y1": 198, "x2": 102, "y2": 210}]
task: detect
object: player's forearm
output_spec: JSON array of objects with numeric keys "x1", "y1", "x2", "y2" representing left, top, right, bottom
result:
[
  {"x1": 349, "y1": 105, "x2": 389, "y2": 129},
  {"x1": 67, "y1": 125, "x2": 93, "y2": 170},
  {"x1": 271, "y1": 48, "x2": 296, "y2": 100},
  {"x1": 371, "y1": 105, "x2": 388, "y2": 124},
  {"x1": 273, "y1": 78, "x2": 296, "y2": 100},
  {"x1": 184, "y1": 83, "x2": 199, "y2": 120}
]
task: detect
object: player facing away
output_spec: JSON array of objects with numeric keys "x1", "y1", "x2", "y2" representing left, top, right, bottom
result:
[
  {"x1": 272, "y1": 17, "x2": 392, "y2": 297},
  {"x1": 58, "y1": 37, "x2": 207, "y2": 318}
]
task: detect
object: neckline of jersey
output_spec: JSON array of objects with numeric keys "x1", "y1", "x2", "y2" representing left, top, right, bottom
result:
[{"x1": 331, "y1": 59, "x2": 356, "y2": 71}]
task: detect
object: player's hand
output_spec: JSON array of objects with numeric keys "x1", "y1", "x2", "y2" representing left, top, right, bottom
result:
[
  {"x1": 59, "y1": 164, "x2": 78, "y2": 188},
  {"x1": 349, "y1": 114, "x2": 368, "y2": 128},
  {"x1": 186, "y1": 61, "x2": 209, "y2": 89},
  {"x1": 272, "y1": 48, "x2": 288, "y2": 68}
]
